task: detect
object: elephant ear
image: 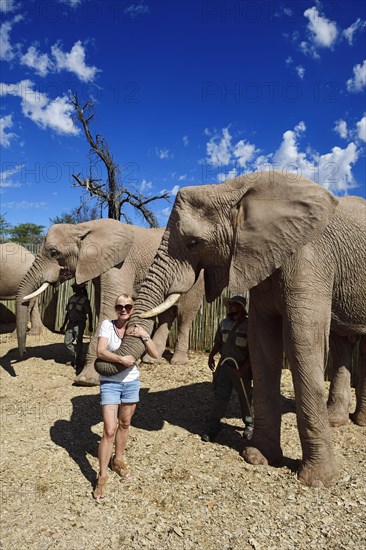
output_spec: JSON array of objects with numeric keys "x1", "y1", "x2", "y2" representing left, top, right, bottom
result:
[
  {"x1": 75, "y1": 219, "x2": 135, "y2": 284},
  {"x1": 228, "y1": 171, "x2": 339, "y2": 292}
]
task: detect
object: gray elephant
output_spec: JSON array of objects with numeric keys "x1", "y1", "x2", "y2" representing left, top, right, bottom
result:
[
  {"x1": 97, "y1": 170, "x2": 365, "y2": 487},
  {"x1": 0, "y1": 242, "x2": 43, "y2": 334},
  {"x1": 16, "y1": 219, "x2": 204, "y2": 386},
  {"x1": 327, "y1": 333, "x2": 366, "y2": 427}
]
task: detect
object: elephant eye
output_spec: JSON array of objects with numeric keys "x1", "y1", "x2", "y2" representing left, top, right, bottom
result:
[
  {"x1": 49, "y1": 248, "x2": 60, "y2": 258},
  {"x1": 187, "y1": 238, "x2": 200, "y2": 250}
]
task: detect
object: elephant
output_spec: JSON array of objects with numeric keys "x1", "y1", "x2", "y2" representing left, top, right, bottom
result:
[
  {"x1": 16, "y1": 219, "x2": 204, "y2": 386},
  {"x1": 327, "y1": 333, "x2": 366, "y2": 427},
  {"x1": 97, "y1": 170, "x2": 366, "y2": 487},
  {"x1": 0, "y1": 242, "x2": 43, "y2": 334}
]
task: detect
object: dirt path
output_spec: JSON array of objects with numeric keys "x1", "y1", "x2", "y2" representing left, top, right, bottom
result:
[{"x1": 1, "y1": 330, "x2": 365, "y2": 549}]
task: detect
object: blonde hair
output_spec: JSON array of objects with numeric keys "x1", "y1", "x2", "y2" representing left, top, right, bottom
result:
[{"x1": 114, "y1": 293, "x2": 134, "y2": 308}]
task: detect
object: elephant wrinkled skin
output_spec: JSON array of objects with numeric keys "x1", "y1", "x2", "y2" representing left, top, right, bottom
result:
[
  {"x1": 16, "y1": 219, "x2": 203, "y2": 386},
  {"x1": 0, "y1": 243, "x2": 43, "y2": 334},
  {"x1": 112, "y1": 170, "x2": 366, "y2": 488}
]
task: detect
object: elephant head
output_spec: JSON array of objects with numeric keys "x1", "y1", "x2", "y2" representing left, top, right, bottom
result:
[
  {"x1": 123, "y1": 171, "x2": 336, "y2": 311},
  {"x1": 16, "y1": 219, "x2": 134, "y2": 356}
]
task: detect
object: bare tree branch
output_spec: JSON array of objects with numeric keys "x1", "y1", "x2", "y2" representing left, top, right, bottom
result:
[{"x1": 69, "y1": 92, "x2": 170, "y2": 226}]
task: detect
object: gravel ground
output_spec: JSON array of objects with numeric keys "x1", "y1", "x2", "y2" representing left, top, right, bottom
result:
[{"x1": 1, "y1": 329, "x2": 365, "y2": 549}]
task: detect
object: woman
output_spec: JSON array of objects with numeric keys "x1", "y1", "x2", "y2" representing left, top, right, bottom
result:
[{"x1": 93, "y1": 293, "x2": 158, "y2": 500}]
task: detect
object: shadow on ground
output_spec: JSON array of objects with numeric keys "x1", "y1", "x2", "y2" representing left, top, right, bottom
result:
[
  {"x1": 50, "y1": 381, "x2": 298, "y2": 484},
  {"x1": 0, "y1": 343, "x2": 68, "y2": 377}
]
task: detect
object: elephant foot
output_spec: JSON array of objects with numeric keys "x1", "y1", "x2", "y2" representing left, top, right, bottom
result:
[
  {"x1": 327, "y1": 408, "x2": 350, "y2": 427},
  {"x1": 27, "y1": 327, "x2": 42, "y2": 335},
  {"x1": 242, "y1": 444, "x2": 283, "y2": 467},
  {"x1": 350, "y1": 410, "x2": 366, "y2": 426},
  {"x1": 297, "y1": 459, "x2": 339, "y2": 488},
  {"x1": 170, "y1": 352, "x2": 189, "y2": 365},
  {"x1": 142, "y1": 354, "x2": 162, "y2": 364}
]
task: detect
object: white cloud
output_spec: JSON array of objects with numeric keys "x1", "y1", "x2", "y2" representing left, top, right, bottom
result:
[
  {"x1": 1, "y1": 15, "x2": 98, "y2": 82},
  {"x1": 296, "y1": 65, "x2": 305, "y2": 79},
  {"x1": 204, "y1": 122, "x2": 360, "y2": 194},
  {"x1": 139, "y1": 179, "x2": 152, "y2": 192},
  {"x1": 303, "y1": 6, "x2": 338, "y2": 49},
  {"x1": 0, "y1": 80, "x2": 79, "y2": 135},
  {"x1": 51, "y1": 41, "x2": 99, "y2": 82},
  {"x1": 0, "y1": 163, "x2": 23, "y2": 192},
  {"x1": 124, "y1": 1, "x2": 150, "y2": 19},
  {"x1": 206, "y1": 127, "x2": 232, "y2": 167},
  {"x1": 271, "y1": 121, "x2": 307, "y2": 168},
  {"x1": 233, "y1": 140, "x2": 257, "y2": 168},
  {"x1": 0, "y1": 114, "x2": 17, "y2": 147},
  {"x1": 58, "y1": 0, "x2": 81, "y2": 6},
  {"x1": 183, "y1": 135, "x2": 189, "y2": 146},
  {"x1": 356, "y1": 116, "x2": 366, "y2": 142},
  {"x1": 285, "y1": 56, "x2": 305, "y2": 79},
  {"x1": 178, "y1": 174, "x2": 187, "y2": 181},
  {"x1": 2, "y1": 200, "x2": 47, "y2": 209},
  {"x1": 155, "y1": 147, "x2": 172, "y2": 160},
  {"x1": 171, "y1": 185, "x2": 180, "y2": 196},
  {"x1": 0, "y1": 0, "x2": 18, "y2": 12},
  {"x1": 334, "y1": 119, "x2": 348, "y2": 139},
  {"x1": 315, "y1": 143, "x2": 358, "y2": 191},
  {"x1": 256, "y1": 122, "x2": 358, "y2": 193},
  {"x1": 217, "y1": 168, "x2": 237, "y2": 183},
  {"x1": 346, "y1": 59, "x2": 366, "y2": 93},
  {"x1": 342, "y1": 18, "x2": 366, "y2": 45},
  {"x1": 0, "y1": 15, "x2": 22, "y2": 61},
  {"x1": 20, "y1": 45, "x2": 52, "y2": 77}
]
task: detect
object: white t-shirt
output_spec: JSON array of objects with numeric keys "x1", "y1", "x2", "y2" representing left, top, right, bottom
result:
[{"x1": 98, "y1": 319, "x2": 139, "y2": 382}]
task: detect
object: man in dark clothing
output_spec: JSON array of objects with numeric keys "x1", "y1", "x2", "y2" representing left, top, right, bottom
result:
[
  {"x1": 60, "y1": 282, "x2": 93, "y2": 372},
  {"x1": 202, "y1": 294, "x2": 254, "y2": 442}
]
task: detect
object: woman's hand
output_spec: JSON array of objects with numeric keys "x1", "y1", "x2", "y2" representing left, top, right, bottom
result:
[
  {"x1": 119, "y1": 354, "x2": 136, "y2": 368},
  {"x1": 126, "y1": 324, "x2": 150, "y2": 340}
]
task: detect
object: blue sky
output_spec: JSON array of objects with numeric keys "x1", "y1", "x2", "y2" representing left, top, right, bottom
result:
[{"x1": 1, "y1": 0, "x2": 365, "y2": 231}]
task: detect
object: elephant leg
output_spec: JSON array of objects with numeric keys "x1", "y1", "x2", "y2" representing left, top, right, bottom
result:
[
  {"x1": 284, "y1": 305, "x2": 339, "y2": 487},
  {"x1": 351, "y1": 336, "x2": 366, "y2": 426},
  {"x1": 327, "y1": 334, "x2": 353, "y2": 427},
  {"x1": 28, "y1": 299, "x2": 42, "y2": 335},
  {"x1": 242, "y1": 308, "x2": 283, "y2": 467},
  {"x1": 74, "y1": 331, "x2": 100, "y2": 386},
  {"x1": 142, "y1": 309, "x2": 174, "y2": 363},
  {"x1": 170, "y1": 309, "x2": 191, "y2": 365},
  {"x1": 170, "y1": 281, "x2": 203, "y2": 365}
]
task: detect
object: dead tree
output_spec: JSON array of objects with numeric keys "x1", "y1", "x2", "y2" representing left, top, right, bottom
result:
[{"x1": 70, "y1": 93, "x2": 169, "y2": 227}]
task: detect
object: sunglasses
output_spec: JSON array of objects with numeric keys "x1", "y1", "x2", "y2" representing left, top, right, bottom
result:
[{"x1": 115, "y1": 304, "x2": 133, "y2": 312}]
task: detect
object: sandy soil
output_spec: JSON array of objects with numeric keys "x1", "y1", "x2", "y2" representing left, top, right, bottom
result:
[{"x1": 1, "y1": 329, "x2": 365, "y2": 549}]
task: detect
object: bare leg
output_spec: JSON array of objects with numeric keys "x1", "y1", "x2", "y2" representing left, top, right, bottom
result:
[
  {"x1": 98, "y1": 404, "x2": 118, "y2": 477},
  {"x1": 114, "y1": 403, "x2": 136, "y2": 461}
]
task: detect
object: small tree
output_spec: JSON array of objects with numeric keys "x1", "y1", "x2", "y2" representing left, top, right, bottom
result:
[
  {"x1": 50, "y1": 203, "x2": 100, "y2": 225},
  {"x1": 9, "y1": 223, "x2": 45, "y2": 245},
  {"x1": 0, "y1": 213, "x2": 12, "y2": 243},
  {"x1": 70, "y1": 93, "x2": 170, "y2": 227}
]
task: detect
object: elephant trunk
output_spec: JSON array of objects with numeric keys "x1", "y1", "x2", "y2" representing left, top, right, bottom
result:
[
  {"x1": 16, "y1": 255, "x2": 49, "y2": 357},
  {"x1": 96, "y1": 235, "x2": 180, "y2": 375}
]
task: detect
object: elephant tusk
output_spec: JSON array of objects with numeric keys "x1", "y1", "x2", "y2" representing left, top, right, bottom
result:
[
  {"x1": 139, "y1": 293, "x2": 181, "y2": 318},
  {"x1": 23, "y1": 282, "x2": 50, "y2": 301}
]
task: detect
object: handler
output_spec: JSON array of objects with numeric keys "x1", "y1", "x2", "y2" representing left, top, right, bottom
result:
[
  {"x1": 202, "y1": 294, "x2": 254, "y2": 442},
  {"x1": 60, "y1": 282, "x2": 93, "y2": 372}
]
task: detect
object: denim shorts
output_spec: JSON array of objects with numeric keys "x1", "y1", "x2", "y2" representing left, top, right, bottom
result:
[{"x1": 100, "y1": 378, "x2": 140, "y2": 405}]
